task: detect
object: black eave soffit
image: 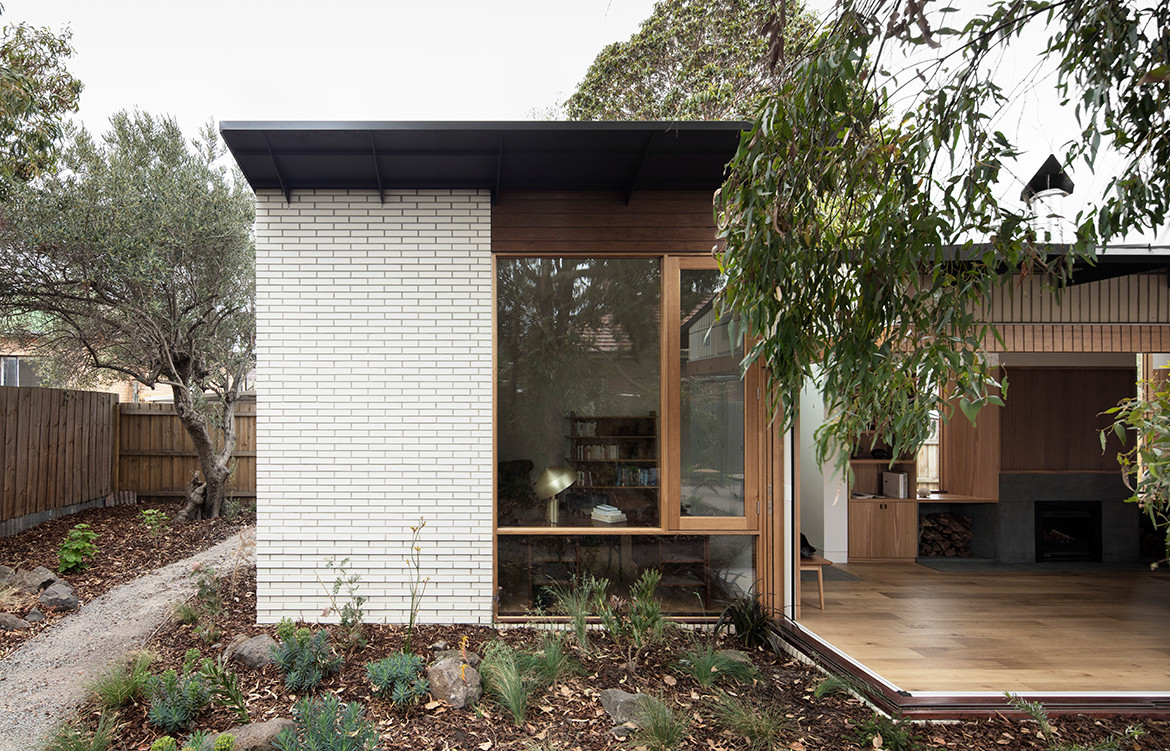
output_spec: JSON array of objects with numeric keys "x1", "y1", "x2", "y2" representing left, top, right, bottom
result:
[{"x1": 218, "y1": 120, "x2": 749, "y2": 203}]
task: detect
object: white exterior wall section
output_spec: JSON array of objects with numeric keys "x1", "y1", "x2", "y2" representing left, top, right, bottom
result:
[{"x1": 254, "y1": 189, "x2": 493, "y2": 625}]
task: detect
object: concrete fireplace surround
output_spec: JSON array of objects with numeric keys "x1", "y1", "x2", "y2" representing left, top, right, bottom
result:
[{"x1": 933, "y1": 473, "x2": 1140, "y2": 563}]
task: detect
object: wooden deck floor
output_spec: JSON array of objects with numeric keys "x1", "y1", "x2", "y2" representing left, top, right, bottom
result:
[{"x1": 797, "y1": 562, "x2": 1170, "y2": 693}]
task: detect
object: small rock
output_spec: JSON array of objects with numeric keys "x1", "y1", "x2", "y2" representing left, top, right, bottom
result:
[
  {"x1": 428, "y1": 640, "x2": 449, "y2": 650},
  {"x1": 0, "y1": 612, "x2": 31, "y2": 630},
  {"x1": 25, "y1": 609, "x2": 44, "y2": 623},
  {"x1": 16, "y1": 566, "x2": 58, "y2": 594},
  {"x1": 224, "y1": 634, "x2": 277, "y2": 669},
  {"x1": 206, "y1": 718, "x2": 295, "y2": 751},
  {"x1": 38, "y1": 581, "x2": 78, "y2": 611},
  {"x1": 717, "y1": 648, "x2": 754, "y2": 665},
  {"x1": 425, "y1": 656, "x2": 483, "y2": 709},
  {"x1": 611, "y1": 724, "x2": 636, "y2": 740},
  {"x1": 600, "y1": 688, "x2": 648, "y2": 726},
  {"x1": 0, "y1": 565, "x2": 14, "y2": 586},
  {"x1": 433, "y1": 649, "x2": 481, "y2": 668}
]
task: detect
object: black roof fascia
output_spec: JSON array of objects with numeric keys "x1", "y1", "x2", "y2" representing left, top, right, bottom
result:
[{"x1": 219, "y1": 121, "x2": 748, "y2": 202}]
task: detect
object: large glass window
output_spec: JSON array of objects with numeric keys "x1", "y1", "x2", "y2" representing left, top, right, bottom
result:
[
  {"x1": 496, "y1": 257, "x2": 661, "y2": 528},
  {"x1": 495, "y1": 254, "x2": 760, "y2": 619},
  {"x1": 497, "y1": 534, "x2": 756, "y2": 616},
  {"x1": 679, "y1": 269, "x2": 745, "y2": 518}
]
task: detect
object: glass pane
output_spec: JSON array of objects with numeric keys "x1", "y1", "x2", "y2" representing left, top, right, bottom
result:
[
  {"x1": 680, "y1": 269, "x2": 745, "y2": 517},
  {"x1": 497, "y1": 258, "x2": 661, "y2": 528},
  {"x1": 1, "y1": 357, "x2": 17, "y2": 386},
  {"x1": 497, "y1": 534, "x2": 756, "y2": 616}
]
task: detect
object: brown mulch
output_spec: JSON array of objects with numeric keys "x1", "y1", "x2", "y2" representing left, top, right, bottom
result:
[
  {"x1": 0, "y1": 500, "x2": 254, "y2": 659},
  {"x1": 7, "y1": 504, "x2": 1168, "y2": 750},
  {"x1": 106, "y1": 565, "x2": 1167, "y2": 751}
]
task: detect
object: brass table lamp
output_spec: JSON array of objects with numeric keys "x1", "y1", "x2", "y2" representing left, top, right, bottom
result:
[{"x1": 534, "y1": 466, "x2": 576, "y2": 526}]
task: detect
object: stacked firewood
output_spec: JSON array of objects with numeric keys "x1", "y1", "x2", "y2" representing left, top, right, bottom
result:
[{"x1": 919, "y1": 512, "x2": 973, "y2": 557}]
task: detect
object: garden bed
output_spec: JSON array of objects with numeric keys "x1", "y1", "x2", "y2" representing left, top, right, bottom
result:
[
  {"x1": 0, "y1": 500, "x2": 253, "y2": 659},
  {"x1": 54, "y1": 561, "x2": 1169, "y2": 751}
]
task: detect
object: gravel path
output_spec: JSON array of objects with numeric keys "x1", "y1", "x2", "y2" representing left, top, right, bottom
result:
[{"x1": 0, "y1": 528, "x2": 255, "y2": 751}]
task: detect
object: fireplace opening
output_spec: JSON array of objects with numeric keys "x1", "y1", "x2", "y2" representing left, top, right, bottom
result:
[{"x1": 1034, "y1": 501, "x2": 1102, "y2": 563}]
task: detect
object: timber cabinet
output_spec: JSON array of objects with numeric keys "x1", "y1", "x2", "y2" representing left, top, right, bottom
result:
[{"x1": 847, "y1": 433, "x2": 919, "y2": 562}]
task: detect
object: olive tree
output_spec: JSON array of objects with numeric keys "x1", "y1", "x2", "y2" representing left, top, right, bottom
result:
[{"x1": 0, "y1": 111, "x2": 254, "y2": 520}]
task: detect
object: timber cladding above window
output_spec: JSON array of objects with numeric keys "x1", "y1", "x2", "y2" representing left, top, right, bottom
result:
[
  {"x1": 491, "y1": 191, "x2": 720, "y2": 256},
  {"x1": 976, "y1": 271, "x2": 1170, "y2": 352}
]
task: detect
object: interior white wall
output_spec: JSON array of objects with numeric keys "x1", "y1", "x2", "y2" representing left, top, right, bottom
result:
[{"x1": 798, "y1": 379, "x2": 849, "y2": 563}]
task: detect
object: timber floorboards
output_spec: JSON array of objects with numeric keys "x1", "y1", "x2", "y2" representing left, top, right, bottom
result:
[{"x1": 797, "y1": 562, "x2": 1170, "y2": 693}]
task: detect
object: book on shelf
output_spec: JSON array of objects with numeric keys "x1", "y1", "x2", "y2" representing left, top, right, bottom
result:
[
  {"x1": 591, "y1": 504, "x2": 627, "y2": 523},
  {"x1": 882, "y1": 471, "x2": 908, "y2": 499}
]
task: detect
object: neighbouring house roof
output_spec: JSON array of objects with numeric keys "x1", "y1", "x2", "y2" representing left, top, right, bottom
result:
[{"x1": 218, "y1": 120, "x2": 748, "y2": 204}]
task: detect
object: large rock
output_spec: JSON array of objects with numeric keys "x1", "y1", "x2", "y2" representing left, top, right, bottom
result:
[
  {"x1": 224, "y1": 634, "x2": 277, "y2": 669},
  {"x1": 205, "y1": 718, "x2": 295, "y2": 751},
  {"x1": 599, "y1": 688, "x2": 649, "y2": 726},
  {"x1": 0, "y1": 612, "x2": 30, "y2": 630},
  {"x1": 16, "y1": 566, "x2": 57, "y2": 594},
  {"x1": 0, "y1": 565, "x2": 14, "y2": 587},
  {"x1": 38, "y1": 580, "x2": 78, "y2": 611},
  {"x1": 426, "y1": 656, "x2": 482, "y2": 709},
  {"x1": 434, "y1": 648, "x2": 481, "y2": 668}
]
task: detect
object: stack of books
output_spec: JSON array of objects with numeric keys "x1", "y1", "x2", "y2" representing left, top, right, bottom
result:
[{"x1": 591, "y1": 504, "x2": 627, "y2": 523}]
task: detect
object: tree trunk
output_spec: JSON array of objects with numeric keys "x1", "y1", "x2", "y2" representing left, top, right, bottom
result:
[{"x1": 172, "y1": 383, "x2": 238, "y2": 522}]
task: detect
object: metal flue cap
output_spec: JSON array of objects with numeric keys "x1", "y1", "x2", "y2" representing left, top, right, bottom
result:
[{"x1": 534, "y1": 466, "x2": 576, "y2": 500}]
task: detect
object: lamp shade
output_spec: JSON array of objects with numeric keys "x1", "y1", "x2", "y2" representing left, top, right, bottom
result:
[{"x1": 534, "y1": 466, "x2": 576, "y2": 500}]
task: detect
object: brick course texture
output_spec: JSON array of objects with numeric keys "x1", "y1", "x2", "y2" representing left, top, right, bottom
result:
[{"x1": 254, "y1": 189, "x2": 493, "y2": 625}]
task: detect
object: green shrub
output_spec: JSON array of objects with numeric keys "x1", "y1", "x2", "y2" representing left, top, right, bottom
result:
[
  {"x1": 213, "y1": 734, "x2": 236, "y2": 751},
  {"x1": 675, "y1": 643, "x2": 757, "y2": 688},
  {"x1": 270, "y1": 619, "x2": 343, "y2": 692},
  {"x1": 480, "y1": 640, "x2": 531, "y2": 725},
  {"x1": 714, "y1": 588, "x2": 780, "y2": 652},
  {"x1": 595, "y1": 568, "x2": 666, "y2": 671},
  {"x1": 43, "y1": 712, "x2": 122, "y2": 751},
  {"x1": 633, "y1": 694, "x2": 689, "y2": 751},
  {"x1": 273, "y1": 694, "x2": 378, "y2": 751},
  {"x1": 145, "y1": 668, "x2": 209, "y2": 734},
  {"x1": 57, "y1": 523, "x2": 99, "y2": 573},
  {"x1": 709, "y1": 690, "x2": 790, "y2": 751},
  {"x1": 850, "y1": 713, "x2": 921, "y2": 751},
  {"x1": 365, "y1": 650, "x2": 430, "y2": 701},
  {"x1": 150, "y1": 738, "x2": 177, "y2": 751},
  {"x1": 365, "y1": 651, "x2": 428, "y2": 705},
  {"x1": 323, "y1": 556, "x2": 367, "y2": 649},
  {"x1": 139, "y1": 508, "x2": 168, "y2": 539},
  {"x1": 1006, "y1": 693, "x2": 1144, "y2": 751},
  {"x1": 179, "y1": 730, "x2": 211, "y2": 751},
  {"x1": 199, "y1": 656, "x2": 250, "y2": 723},
  {"x1": 88, "y1": 650, "x2": 156, "y2": 709}
]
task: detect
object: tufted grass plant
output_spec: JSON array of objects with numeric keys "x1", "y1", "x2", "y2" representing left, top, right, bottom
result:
[
  {"x1": 633, "y1": 694, "x2": 689, "y2": 751},
  {"x1": 516, "y1": 631, "x2": 580, "y2": 690},
  {"x1": 674, "y1": 643, "x2": 757, "y2": 687},
  {"x1": 88, "y1": 650, "x2": 156, "y2": 710},
  {"x1": 545, "y1": 573, "x2": 607, "y2": 653},
  {"x1": 710, "y1": 690, "x2": 791, "y2": 751},
  {"x1": 479, "y1": 639, "x2": 530, "y2": 725},
  {"x1": 42, "y1": 711, "x2": 122, "y2": 751}
]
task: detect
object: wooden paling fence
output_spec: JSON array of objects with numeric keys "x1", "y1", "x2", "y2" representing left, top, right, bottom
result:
[
  {"x1": 117, "y1": 397, "x2": 256, "y2": 502},
  {"x1": 0, "y1": 387, "x2": 256, "y2": 535},
  {"x1": 0, "y1": 387, "x2": 119, "y2": 536}
]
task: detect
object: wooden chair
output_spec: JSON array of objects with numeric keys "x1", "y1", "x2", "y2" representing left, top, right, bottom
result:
[{"x1": 800, "y1": 555, "x2": 833, "y2": 610}]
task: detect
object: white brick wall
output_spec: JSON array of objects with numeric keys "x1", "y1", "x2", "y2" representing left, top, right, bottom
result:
[{"x1": 254, "y1": 189, "x2": 494, "y2": 625}]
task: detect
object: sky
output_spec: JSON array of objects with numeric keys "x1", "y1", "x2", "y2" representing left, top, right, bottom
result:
[
  {"x1": 4, "y1": 0, "x2": 1166, "y2": 246},
  {"x1": 3, "y1": 0, "x2": 661, "y2": 134}
]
